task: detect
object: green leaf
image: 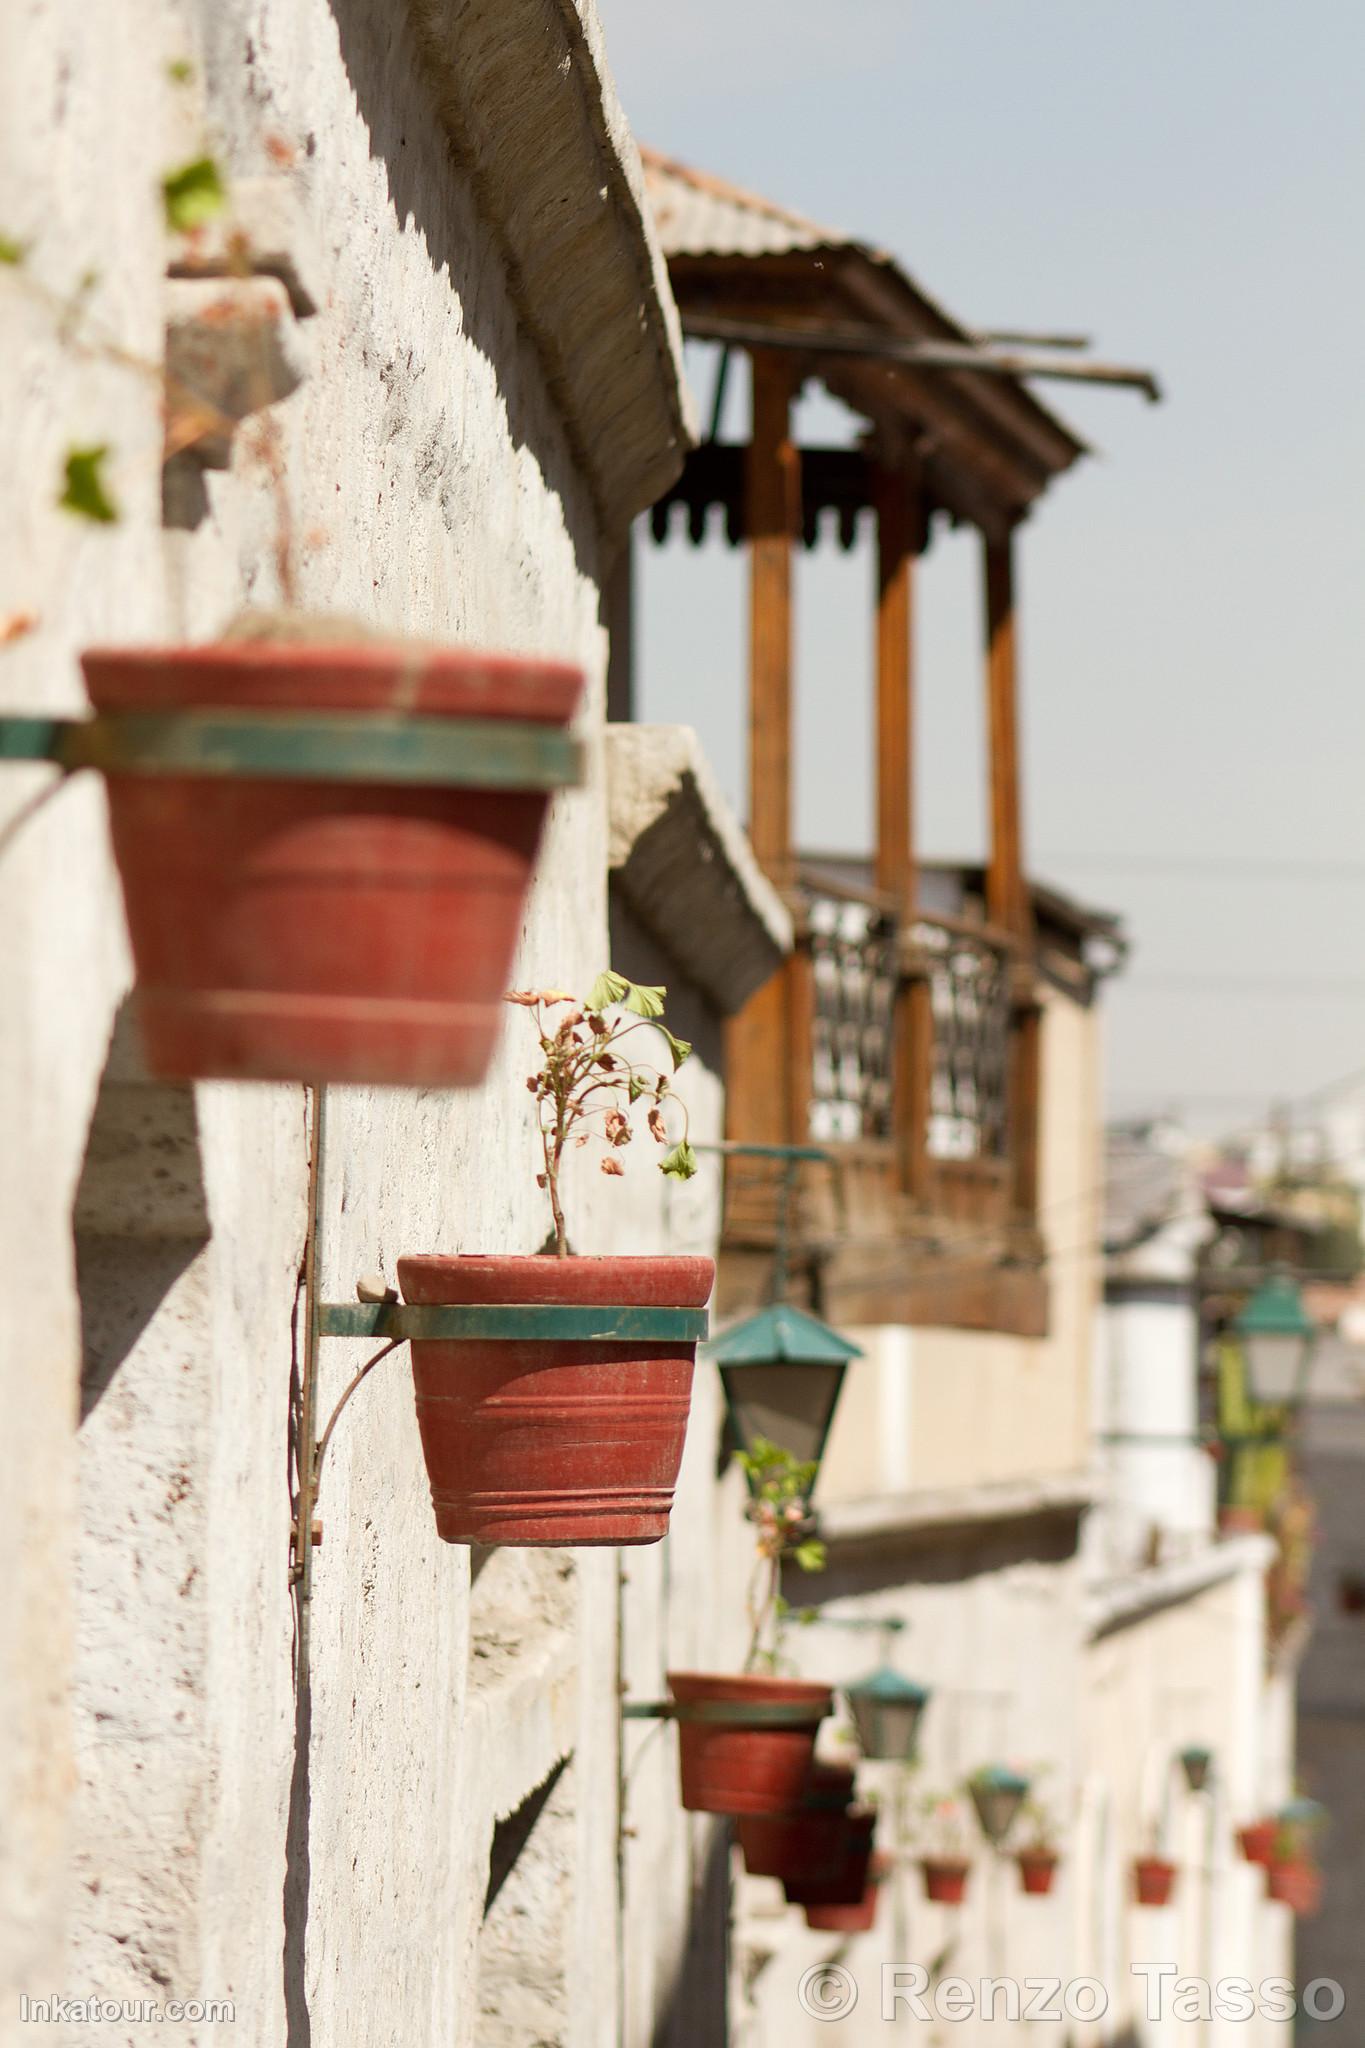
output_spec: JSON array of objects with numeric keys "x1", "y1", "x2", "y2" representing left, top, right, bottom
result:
[
  {"x1": 660, "y1": 1027, "x2": 692, "y2": 1070},
  {"x1": 627, "y1": 1072, "x2": 648, "y2": 1103},
  {"x1": 793, "y1": 1540, "x2": 826, "y2": 1574},
  {"x1": 621, "y1": 980, "x2": 666, "y2": 1019},
  {"x1": 0, "y1": 233, "x2": 27, "y2": 266},
  {"x1": 162, "y1": 155, "x2": 228, "y2": 234},
  {"x1": 659, "y1": 1140, "x2": 697, "y2": 1181},
  {"x1": 586, "y1": 970, "x2": 628, "y2": 1013},
  {"x1": 166, "y1": 57, "x2": 195, "y2": 84},
  {"x1": 58, "y1": 446, "x2": 119, "y2": 524}
]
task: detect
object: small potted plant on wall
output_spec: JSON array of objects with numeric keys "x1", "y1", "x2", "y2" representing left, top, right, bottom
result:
[
  {"x1": 7, "y1": 159, "x2": 587, "y2": 1088},
  {"x1": 784, "y1": 1804, "x2": 881, "y2": 1926},
  {"x1": 737, "y1": 1760, "x2": 857, "y2": 1881},
  {"x1": 397, "y1": 974, "x2": 712, "y2": 1546},
  {"x1": 1236, "y1": 1817, "x2": 1278, "y2": 1867},
  {"x1": 1264, "y1": 1796, "x2": 1326, "y2": 1914},
  {"x1": 668, "y1": 1439, "x2": 833, "y2": 1815},
  {"x1": 913, "y1": 1791, "x2": 974, "y2": 1906},
  {"x1": 1265, "y1": 1824, "x2": 1324, "y2": 1917},
  {"x1": 1133, "y1": 1835, "x2": 1179, "y2": 1907},
  {"x1": 800, "y1": 1849, "x2": 892, "y2": 1936},
  {"x1": 1014, "y1": 1795, "x2": 1062, "y2": 1896}
]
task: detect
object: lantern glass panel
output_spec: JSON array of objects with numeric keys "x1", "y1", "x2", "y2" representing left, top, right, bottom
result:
[
  {"x1": 1242, "y1": 1332, "x2": 1308, "y2": 1408},
  {"x1": 721, "y1": 1360, "x2": 846, "y2": 1467}
]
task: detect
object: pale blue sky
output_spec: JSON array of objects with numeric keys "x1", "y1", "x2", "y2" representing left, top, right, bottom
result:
[{"x1": 600, "y1": 1, "x2": 1365, "y2": 1134}]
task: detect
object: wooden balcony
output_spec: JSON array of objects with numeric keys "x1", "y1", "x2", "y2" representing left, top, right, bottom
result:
[{"x1": 719, "y1": 864, "x2": 1057, "y2": 1337}]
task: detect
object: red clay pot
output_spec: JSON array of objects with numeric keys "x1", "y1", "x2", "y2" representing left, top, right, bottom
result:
[
  {"x1": 81, "y1": 643, "x2": 581, "y2": 1084},
  {"x1": 1237, "y1": 1820, "x2": 1277, "y2": 1867},
  {"x1": 396, "y1": 1255, "x2": 713, "y2": 1545},
  {"x1": 1017, "y1": 1849, "x2": 1060, "y2": 1896},
  {"x1": 800, "y1": 1847, "x2": 890, "y2": 1933},
  {"x1": 737, "y1": 1765, "x2": 857, "y2": 1878},
  {"x1": 919, "y1": 1857, "x2": 971, "y2": 1906},
  {"x1": 1134, "y1": 1856, "x2": 1178, "y2": 1907},
  {"x1": 1266, "y1": 1856, "x2": 1322, "y2": 1916},
  {"x1": 666, "y1": 1672, "x2": 833, "y2": 1816},
  {"x1": 784, "y1": 1808, "x2": 877, "y2": 1909}
]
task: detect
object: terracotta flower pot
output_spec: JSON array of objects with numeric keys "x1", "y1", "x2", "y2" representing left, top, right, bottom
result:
[
  {"x1": 1134, "y1": 1856, "x2": 1178, "y2": 1907},
  {"x1": 81, "y1": 642, "x2": 581, "y2": 1084},
  {"x1": 802, "y1": 1849, "x2": 891, "y2": 1933},
  {"x1": 737, "y1": 1765, "x2": 857, "y2": 1878},
  {"x1": 1017, "y1": 1849, "x2": 1060, "y2": 1896},
  {"x1": 396, "y1": 1254, "x2": 713, "y2": 1545},
  {"x1": 783, "y1": 1808, "x2": 877, "y2": 1908},
  {"x1": 666, "y1": 1672, "x2": 833, "y2": 1816},
  {"x1": 919, "y1": 1857, "x2": 971, "y2": 1906},
  {"x1": 1237, "y1": 1820, "x2": 1277, "y2": 1867},
  {"x1": 1266, "y1": 1856, "x2": 1323, "y2": 1916}
]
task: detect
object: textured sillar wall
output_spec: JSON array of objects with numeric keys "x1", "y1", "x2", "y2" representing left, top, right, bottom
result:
[{"x1": 0, "y1": 4, "x2": 726, "y2": 2045}]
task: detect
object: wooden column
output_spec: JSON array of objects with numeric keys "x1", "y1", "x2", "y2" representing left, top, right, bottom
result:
[
  {"x1": 746, "y1": 351, "x2": 801, "y2": 883},
  {"x1": 874, "y1": 465, "x2": 931, "y2": 1200},
  {"x1": 726, "y1": 351, "x2": 802, "y2": 1150},
  {"x1": 983, "y1": 532, "x2": 1031, "y2": 943},
  {"x1": 983, "y1": 529, "x2": 1042, "y2": 1222}
]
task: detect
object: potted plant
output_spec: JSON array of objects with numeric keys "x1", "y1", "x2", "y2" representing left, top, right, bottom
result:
[
  {"x1": 668, "y1": 1439, "x2": 832, "y2": 1815},
  {"x1": 737, "y1": 1761, "x2": 857, "y2": 1879},
  {"x1": 397, "y1": 974, "x2": 712, "y2": 1545},
  {"x1": 1265, "y1": 1827, "x2": 1323, "y2": 1916},
  {"x1": 82, "y1": 631, "x2": 584, "y2": 1084},
  {"x1": 1133, "y1": 1849, "x2": 1179, "y2": 1907},
  {"x1": 783, "y1": 1807, "x2": 879, "y2": 1917},
  {"x1": 1237, "y1": 1818, "x2": 1277, "y2": 1867},
  {"x1": 1013, "y1": 1796, "x2": 1062, "y2": 1896},
  {"x1": 913, "y1": 1792, "x2": 974, "y2": 1906},
  {"x1": 6, "y1": 168, "x2": 586, "y2": 1089},
  {"x1": 801, "y1": 1850, "x2": 892, "y2": 1935}
]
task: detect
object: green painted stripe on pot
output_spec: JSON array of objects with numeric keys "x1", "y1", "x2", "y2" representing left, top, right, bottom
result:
[
  {"x1": 317, "y1": 1302, "x2": 710, "y2": 1343},
  {"x1": 0, "y1": 711, "x2": 583, "y2": 790},
  {"x1": 622, "y1": 1699, "x2": 830, "y2": 1727}
]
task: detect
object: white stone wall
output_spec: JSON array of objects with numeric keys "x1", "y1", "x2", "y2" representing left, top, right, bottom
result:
[{"x1": 0, "y1": 4, "x2": 730, "y2": 2044}]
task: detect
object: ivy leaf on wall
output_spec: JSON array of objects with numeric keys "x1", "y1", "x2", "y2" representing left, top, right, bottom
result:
[
  {"x1": 59, "y1": 446, "x2": 119, "y2": 524},
  {"x1": 162, "y1": 156, "x2": 228, "y2": 234}
]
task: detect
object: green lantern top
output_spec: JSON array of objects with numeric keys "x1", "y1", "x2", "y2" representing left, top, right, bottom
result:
[
  {"x1": 1234, "y1": 1273, "x2": 1315, "y2": 1345},
  {"x1": 846, "y1": 1665, "x2": 931, "y2": 1708},
  {"x1": 709, "y1": 1303, "x2": 863, "y2": 1367}
]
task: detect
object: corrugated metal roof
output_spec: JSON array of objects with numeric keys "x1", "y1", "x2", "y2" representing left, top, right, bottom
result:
[{"x1": 638, "y1": 148, "x2": 1094, "y2": 490}]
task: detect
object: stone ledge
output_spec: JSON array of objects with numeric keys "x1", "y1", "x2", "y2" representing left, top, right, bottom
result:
[
  {"x1": 605, "y1": 724, "x2": 792, "y2": 1018},
  {"x1": 1085, "y1": 1532, "x2": 1276, "y2": 1640},
  {"x1": 818, "y1": 1470, "x2": 1098, "y2": 1550},
  {"x1": 405, "y1": 0, "x2": 694, "y2": 535}
]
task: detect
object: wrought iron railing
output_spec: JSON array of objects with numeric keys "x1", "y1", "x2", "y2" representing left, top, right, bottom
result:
[
  {"x1": 806, "y1": 890, "x2": 898, "y2": 1143},
  {"x1": 913, "y1": 915, "x2": 1012, "y2": 1165}
]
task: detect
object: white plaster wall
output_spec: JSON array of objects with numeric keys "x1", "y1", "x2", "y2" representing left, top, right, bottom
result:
[
  {"x1": 0, "y1": 3, "x2": 726, "y2": 2044},
  {"x1": 820, "y1": 989, "x2": 1104, "y2": 1503},
  {"x1": 1081, "y1": 1568, "x2": 1294, "y2": 2048}
]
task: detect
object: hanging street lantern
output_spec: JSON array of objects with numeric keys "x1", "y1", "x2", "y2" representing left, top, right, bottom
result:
[
  {"x1": 845, "y1": 1667, "x2": 931, "y2": 1762},
  {"x1": 967, "y1": 1766, "x2": 1031, "y2": 1846},
  {"x1": 1234, "y1": 1271, "x2": 1318, "y2": 1410},
  {"x1": 711, "y1": 1302, "x2": 862, "y2": 1477},
  {"x1": 1179, "y1": 1746, "x2": 1213, "y2": 1794}
]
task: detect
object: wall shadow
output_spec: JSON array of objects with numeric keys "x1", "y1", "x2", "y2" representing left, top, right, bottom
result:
[{"x1": 72, "y1": 999, "x2": 211, "y2": 1422}]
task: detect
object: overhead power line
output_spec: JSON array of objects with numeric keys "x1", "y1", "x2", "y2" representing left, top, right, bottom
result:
[{"x1": 1038, "y1": 850, "x2": 1365, "y2": 882}]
